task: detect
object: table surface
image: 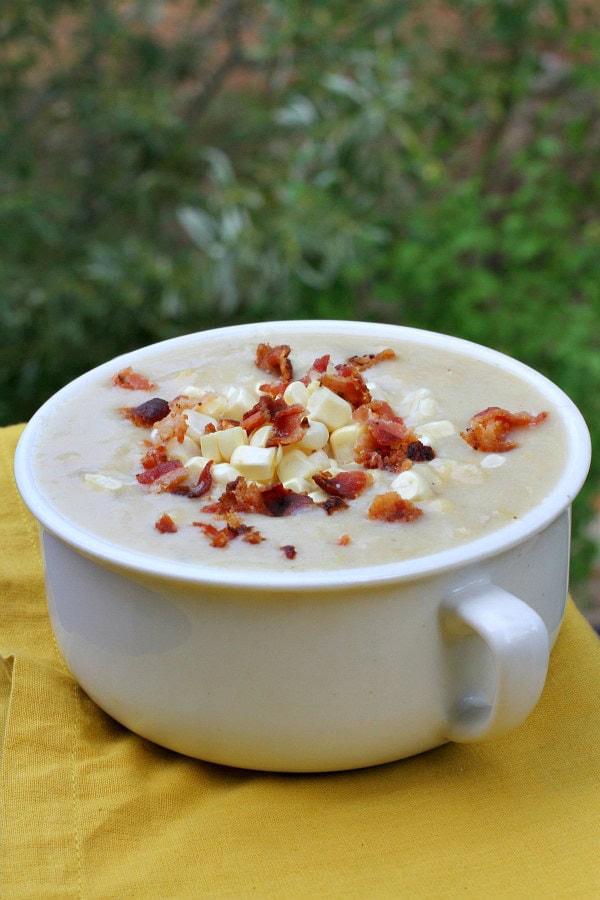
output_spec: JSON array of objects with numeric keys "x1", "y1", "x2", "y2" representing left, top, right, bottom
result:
[{"x1": 2, "y1": 423, "x2": 599, "y2": 899}]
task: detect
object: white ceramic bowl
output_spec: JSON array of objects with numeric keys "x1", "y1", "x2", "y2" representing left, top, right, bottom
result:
[{"x1": 14, "y1": 321, "x2": 591, "y2": 772}]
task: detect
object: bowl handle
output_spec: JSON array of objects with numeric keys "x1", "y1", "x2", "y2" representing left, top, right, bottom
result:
[{"x1": 441, "y1": 581, "x2": 550, "y2": 742}]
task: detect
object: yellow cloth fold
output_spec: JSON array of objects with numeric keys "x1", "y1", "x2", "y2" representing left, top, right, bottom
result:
[{"x1": 2, "y1": 423, "x2": 599, "y2": 899}]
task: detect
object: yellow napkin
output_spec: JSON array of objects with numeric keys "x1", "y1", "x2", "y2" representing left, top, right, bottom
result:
[{"x1": 2, "y1": 423, "x2": 599, "y2": 899}]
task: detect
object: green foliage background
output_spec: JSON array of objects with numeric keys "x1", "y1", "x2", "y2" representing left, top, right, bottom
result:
[{"x1": 2, "y1": 0, "x2": 599, "y2": 587}]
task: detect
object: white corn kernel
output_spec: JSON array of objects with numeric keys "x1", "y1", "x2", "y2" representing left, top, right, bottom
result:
[
  {"x1": 306, "y1": 386, "x2": 352, "y2": 431},
  {"x1": 481, "y1": 454, "x2": 506, "y2": 469},
  {"x1": 185, "y1": 409, "x2": 219, "y2": 443},
  {"x1": 428, "y1": 458, "x2": 454, "y2": 480},
  {"x1": 197, "y1": 394, "x2": 228, "y2": 418},
  {"x1": 83, "y1": 473, "x2": 125, "y2": 491},
  {"x1": 249, "y1": 424, "x2": 274, "y2": 447},
  {"x1": 297, "y1": 419, "x2": 329, "y2": 452},
  {"x1": 211, "y1": 462, "x2": 243, "y2": 484},
  {"x1": 451, "y1": 462, "x2": 484, "y2": 484},
  {"x1": 283, "y1": 380, "x2": 309, "y2": 407},
  {"x1": 329, "y1": 422, "x2": 364, "y2": 464},
  {"x1": 182, "y1": 385, "x2": 208, "y2": 398},
  {"x1": 281, "y1": 476, "x2": 313, "y2": 494},
  {"x1": 390, "y1": 469, "x2": 433, "y2": 501},
  {"x1": 306, "y1": 449, "x2": 334, "y2": 471},
  {"x1": 216, "y1": 426, "x2": 248, "y2": 461},
  {"x1": 426, "y1": 498, "x2": 454, "y2": 514},
  {"x1": 199, "y1": 431, "x2": 223, "y2": 462},
  {"x1": 224, "y1": 386, "x2": 256, "y2": 420},
  {"x1": 166, "y1": 434, "x2": 201, "y2": 462},
  {"x1": 184, "y1": 455, "x2": 213, "y2": 481},
  {"x1": 230, "y1": 445, "x2": 279, "y2": 482},
  {"x1": 414, "y1": 420, "x2": 455, "y2": 446},
  {"x1": 402, "y1": 388, "x2": 439, "y2": 422},
  {"x1": 277, "y1": 448, "x2": 318, "y2": 484}
]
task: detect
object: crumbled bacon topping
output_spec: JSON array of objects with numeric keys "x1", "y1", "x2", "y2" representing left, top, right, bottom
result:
[
  {"x1": 155, "y1": 513, "x2": 178, "y2": 533},
  {"x1": 461, "y1": 407, "x2": 548, "y2": 452},
  {"x1": 312, "y1": 470, "x2": 373, "y2": 499},
  {"x1": 121, "y1": 397, "x2": 170, "y2": 428},
  {"x1": 320, "y1": 363, "x2": 372, "y2": 408},
  {"x1": 353, "y1": 401, "x2": 434, "y2": 472},
  {"x1": 202, "y1": 477, "x2": 315, "y2": 519},
  {"x1": 255, "y1": 343, "x2": 293, "y2": 382},
  {"x1": 113, "y1": 367, "x2": 157, "y2": 391},
  {"x1": 136, "y1": 459, "x2": 188, "y2": 492},
  {"x1": 347, "y1": 349, "x2": 396, "y2": 371},
  {"x1": 113, "y1": 341, "x2": 549, "y2": 559},
  {"x1": 194, "y1": 516, "x2": 265, "y2": 548},
  {"x1": 368, "y1": 492, "x2": 424, "y2": 523}
]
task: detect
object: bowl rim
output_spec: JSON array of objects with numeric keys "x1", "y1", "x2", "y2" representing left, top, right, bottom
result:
[{"x1": 14, "y1": 320, "x2": 592, "y2": 591}]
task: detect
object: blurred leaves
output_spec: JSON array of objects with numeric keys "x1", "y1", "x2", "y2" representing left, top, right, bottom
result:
[{"x1": 1, "y1": 0, "x2": 599, "y2": 579}]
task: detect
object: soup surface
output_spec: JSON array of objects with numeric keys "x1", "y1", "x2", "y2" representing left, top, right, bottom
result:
[{"x1": 31, "y1": 329, "x2": 566, "y2": 572}]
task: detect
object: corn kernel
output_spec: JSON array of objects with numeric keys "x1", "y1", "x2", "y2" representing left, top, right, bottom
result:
[
  {"x1": 329, "y1": 422, "x2": 364, "y2": 464},
  {"x1": 283, "y1": 380, "x2": 309, "y2": 407},
  {"x1": 306, "y1": 386, "x2": 352, "y2": 431},
  {"x1": 197, "y1": 394, "x2": 228, "y2": 418},
  {"x1": 249, "y1": 424, "x2": 273, "y2": 447},
  {"x1": 83, "y1": 473, "x2": 125, "y2": 491},
  {"x1": 281, "y1": 476, "x2": 313, "y2": 494},
  {"x1": 390, "y1": 469, "x2": 433, "y2": 501},
  {"x1": 185, "y1": 409, "x2": 219, "y2": 443},
  {"x1": 199, "y1": 431, "x2": 223, "y2": 462},
  {"x1": 224, "y1": 386, "x2": 256, "y2": 420},
  {"x1": 229, "y1": 445, "x2": 279, "y2": 482},
  {"x1": 184, "y1": 455, "x2": 213, "y2": 480},
  {"x1": 216, "y1": 426, "x2": 248, "y2": 461},
  {"x1": 297, "y1": 419, "x2": 329, "y2": 452},
  {"x1": 414, "y1": 420, "x2": 455, "y2": 447},
  {"x1": 211, "y1": 463, "x2": 243, "y2": 484},
  {"x1": 277, "y1": 448, "x2": 318, "y2": 484}
]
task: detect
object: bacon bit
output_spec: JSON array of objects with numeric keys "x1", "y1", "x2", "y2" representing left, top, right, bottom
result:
[
  {"x1": 337, "y1": 533, "x2": 352, "y2": 546},
  {"x1": 202, "y1": 477, "x2": 268, "y2": 516},
  {"x1": 368, "y1": 492, "x2": 423, "y2": 523},
  {"x1": 202, "y1": 477, "x2": 314, "y2": 518},
  {"x1": 241, "y1": 396, "x2": 281, "y2": 433},
  {"x1": 185, "y1": 459, "x2": 214, "y2": 499},
  {"x1": 150, "y1": 395, "x2": 199, "y2": 444},
  {"x1": 258, "y1": 381, "x2": 287, "y2": 399},
  {"x1": 267, "y1": 405, "x2": 307, "y2": 446},
  {"x1": 136, "y1": 459, "x2": 188, "y2": 493},
  {"x1": 241, "y1": 396, "x2": 306, "y2": 446},
  {"x1": 140, "y1": 444, "x2": 169, "y2": 469},
  {"x1": 255, "y1": 343, "x2": 293, "y2": 382},
  {"x1": 155, "y1": 513, "x2": 178, "y2": 534},
  {"x1": 312, "y1": 470, "x2": 373, "y2": 499},
  {"x1": 193, "y1": 517, "x2": 264, "y2": 548},
  {"x1": 407, "y1": 441, "x2": 435, "y2": 462},
  {"x1": 218, "y1": 418, "x2": 241, "y2": 429},
  {"x1": 113, "y1": 367, "x2": 157, "y2": 391},
  {"x1": 461, "y1": 407, "x2": 549, "y2": 452},
  {"x1": 319, "y1": 496, "x2": 350, "y2": 515},
  {"x1": 320, "y1": 363, "x2": 372, "y2": 408},
  {"x1": 347, "y1": 349, "x2": 396, "y2": 371},
  {"x1": 353, "y1": 401, "x2": 428, "y2": 472},
  {"x1": 281, "y1": 544, "x2": 297, "y2": 559},
  {"x1": 121, "y1": 397, "x2": 170, "y2": 428},
  {"x1": 310, "y1": 354, "x2": 331, "y2": 374},
  {"x1": 261, "y1": 482, "x2": 315, "y2": 516}
]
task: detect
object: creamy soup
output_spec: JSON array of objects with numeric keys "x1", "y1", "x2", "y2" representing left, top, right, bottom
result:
[{"x1": 31, "y1": 331, "x2": 566, "y2": 572}]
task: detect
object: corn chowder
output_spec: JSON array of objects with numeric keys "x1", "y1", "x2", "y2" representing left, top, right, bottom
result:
[{"x1": 31, "y1": 332, "x2": 566, "y2": 572}]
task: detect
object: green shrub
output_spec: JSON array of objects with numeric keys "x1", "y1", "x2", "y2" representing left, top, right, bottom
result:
[{"x1": 1, "y1": 0, "x2": 599, "y2": 581}]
